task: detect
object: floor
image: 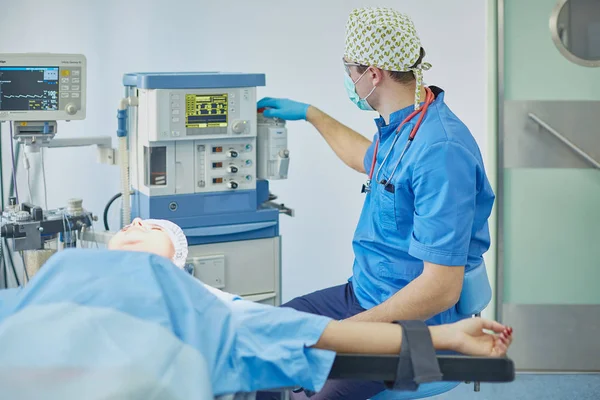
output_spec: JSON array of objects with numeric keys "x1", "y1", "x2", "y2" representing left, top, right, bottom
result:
[{"x1": 430, "y1": 374, "x2": 600, "y2": 400}]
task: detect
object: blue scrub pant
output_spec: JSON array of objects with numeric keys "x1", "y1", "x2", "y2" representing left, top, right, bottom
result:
[{"x1": 257, "y1": 283, "x2": 387, "y2": 400}]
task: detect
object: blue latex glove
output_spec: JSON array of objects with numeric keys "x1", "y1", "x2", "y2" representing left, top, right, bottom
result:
[{"x1": 257, "y1": 97, "x2": 310, "y2": 121}]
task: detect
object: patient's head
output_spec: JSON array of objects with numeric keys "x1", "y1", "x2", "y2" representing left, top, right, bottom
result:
[{"x1": 108, "y1": 218, "x2": 188, "y2": 268}]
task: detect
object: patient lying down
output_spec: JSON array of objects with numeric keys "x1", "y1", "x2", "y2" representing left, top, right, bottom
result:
[
  {"x1": 107, "y1": 218, "x2": 513, "y2": 358},
  {"x1": 0, "y1": 218, "x2": 513, "y2": 398}
]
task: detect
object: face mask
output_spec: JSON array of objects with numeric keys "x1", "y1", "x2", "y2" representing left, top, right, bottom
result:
[{"x1": 344, "y1": 69, "x2": 376, "y2": 111}]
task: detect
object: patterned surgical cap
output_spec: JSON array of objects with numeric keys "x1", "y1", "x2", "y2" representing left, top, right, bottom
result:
[{"x1": 344, "y1": 7, "x2": 432, "y2": 109}]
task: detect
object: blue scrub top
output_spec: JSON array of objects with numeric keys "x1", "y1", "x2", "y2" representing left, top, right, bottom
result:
[{"x1": 350, "y1": 86, "x2": 495, "y2": 325}]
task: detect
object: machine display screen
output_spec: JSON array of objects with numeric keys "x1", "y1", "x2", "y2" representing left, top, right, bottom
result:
[
  {"x1": 185, "y1": 94, "x2": 228, "y2": 128},
  {"x1": 0, "y1": 67, "x2": 59, "y2": 111}
]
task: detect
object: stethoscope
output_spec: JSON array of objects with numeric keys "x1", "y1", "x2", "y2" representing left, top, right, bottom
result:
[{"x1": 361, "y1": 87, "x2": 435, "y2": 194}]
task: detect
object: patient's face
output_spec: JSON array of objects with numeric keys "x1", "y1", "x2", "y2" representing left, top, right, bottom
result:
[{"x1": 108, "y1": 218, "x2": 175, "y2": 260}]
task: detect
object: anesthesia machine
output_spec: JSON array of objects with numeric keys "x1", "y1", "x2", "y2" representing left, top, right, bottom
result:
[{"x1": 121, "y1": 72, "x2": 292, "y2": 305}]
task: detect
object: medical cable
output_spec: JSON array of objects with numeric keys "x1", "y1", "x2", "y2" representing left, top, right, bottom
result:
[
  {"x1": 22, "y1": 147, "x2": 33, "y2": 204},
  {"x1": 61, "y1": 213, "x2": 67, "y2": 242},
  {"x1": 85, "y1": 222, "x2": 100, "y2": 249},
  {"x1": 0, "y1": 125, "x2": 5, "y2": 288},
  {"x1": 65, "y1": 214, "x2": 73, "y2": 247},
  {"x1": 9, "y1": 124, "x2": 19, "y2": 203},
  {"x1": 4, "y1": 238, "x2": 19, "y2": 287},
  {"x1": 7, "y1": 142, "x2": 21, "y2": 204},
  {"x1": 1, "y1": 212, "x2": 19, "y2": 286},
  {"x1": 0, "y1": 217, "x2": 4, "y2": 288},
  {"x1": 0, "y1": 123, "x2": 5, "y2": 210},
  {"x1": 103, "y1": 192, "x2": 122, "y2": 231},
  {"x1": 41, "y1": 148, "x2": 48, "y2": 210},
  {"x1": 61, "y1": 213, "x2": 74, "y2": 248},
  {"x1": 373, "y1": 134, "x2": 401, "y2": 184},
  {"x1": 381, "y1": 88, "x2": 435, "y2": 186},
  {"x1": 366, "y1": 140, "x2": 380, "y2": 185},
  {"x1": 1, "y1": 239, "x2": 6, "y2": 289},
  {"x1": 118, "y1": 137, "x2": 131, "y2": 227},
  {"x1": 366, "y1": 87, "x2": 435, "y2": 192},
  {"x1": 67, "y1": 215, "x2": 73, "y2": 245}
]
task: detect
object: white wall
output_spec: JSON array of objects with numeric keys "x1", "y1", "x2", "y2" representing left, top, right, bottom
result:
[{"x1": 0, "y1": 0, "x2": 487, "y2": 301}]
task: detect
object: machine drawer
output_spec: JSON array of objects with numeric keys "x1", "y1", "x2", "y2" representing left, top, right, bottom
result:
[{"x1": 188, "y1": 236, "x2": 280, "y2": 302}]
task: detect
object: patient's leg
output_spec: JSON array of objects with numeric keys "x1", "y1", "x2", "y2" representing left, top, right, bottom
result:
[{"x1": 291, "y1": 379, "x2": 385, "y2": 400}]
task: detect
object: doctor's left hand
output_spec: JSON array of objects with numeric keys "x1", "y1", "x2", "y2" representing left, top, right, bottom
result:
[{"x1": 257, "y1": 97, "x2": 310, "y2": 121}]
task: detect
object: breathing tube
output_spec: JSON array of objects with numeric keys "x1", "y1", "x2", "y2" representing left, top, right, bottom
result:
[{"x1": 117, "y1": 98, "x2": 131, "y2": 227}]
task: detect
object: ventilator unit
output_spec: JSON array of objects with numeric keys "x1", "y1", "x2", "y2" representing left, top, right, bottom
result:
[{"x1": 123, "y1": 73, "x2": 291, "y2": 305}]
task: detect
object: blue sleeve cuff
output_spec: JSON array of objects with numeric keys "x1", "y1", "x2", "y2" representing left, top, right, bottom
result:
[
  {"x1": 408, "y1": 238, "x2": 468, "y2": 266},
  {"x1": 301, "y1": 317, "x2": 337, "y2": 392},
  {"x1": 232, "y1": 303, "x2": 336, "y2": 393}
]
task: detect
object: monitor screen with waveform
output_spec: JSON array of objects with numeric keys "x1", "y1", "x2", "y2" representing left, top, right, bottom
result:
[{"x1": 0, "y1": 67, "x2": 59, "y2": 111}]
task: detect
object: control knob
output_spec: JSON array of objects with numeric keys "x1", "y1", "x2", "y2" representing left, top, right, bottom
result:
[
  {"x1": 227, "y1": 165, "x2": 239, "y2": 174},
  {"x1": 232, "y1": 120, "x2": 248, "y2": 134},
  {"x1": 15, "y1": 211, "x2": 31, "y2": 222},
  {"x1": 227, "y1": 181, "x2": 239, "y2": 189},
  {"x1": 65, "y1": 103, "x2": 77, "y2": 115},
  {"x1": 227, "y1": 150, "x2": 239, "y2": 158}
]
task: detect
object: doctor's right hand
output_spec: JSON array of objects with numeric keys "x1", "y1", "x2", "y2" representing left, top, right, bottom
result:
[{"x1": 257, "y1": 97, "x2": 310, "y2": 121}]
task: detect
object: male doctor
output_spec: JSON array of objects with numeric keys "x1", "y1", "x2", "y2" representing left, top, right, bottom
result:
[{"x1": 257, "y1": 7, "x2": 495, "y2": 399}]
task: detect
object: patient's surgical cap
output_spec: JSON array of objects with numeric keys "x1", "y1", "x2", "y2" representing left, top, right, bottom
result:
[
  {"x1": 145, "y1": 219, "x2": 188, "y2": 269},
  {"x1": 344, "y1": 7, "x2": 432, "y2": 109}
]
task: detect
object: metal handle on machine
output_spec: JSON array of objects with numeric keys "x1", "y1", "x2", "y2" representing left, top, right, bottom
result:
[
  {"x1": 528, "y1": 113, "x2": 600, "y2": 170},
  {"x1": 265, "y1": 201, "x2": 294, "y2": 217}
]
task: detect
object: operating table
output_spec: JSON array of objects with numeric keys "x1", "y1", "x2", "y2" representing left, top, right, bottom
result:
[{"x1": 220, "y1": 354, "x2": 515, "y2": 400}]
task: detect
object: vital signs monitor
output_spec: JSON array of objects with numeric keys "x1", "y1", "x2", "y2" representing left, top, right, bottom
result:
[{"x1": 0, "y1": 53, "x2": 86, "y2": 121}]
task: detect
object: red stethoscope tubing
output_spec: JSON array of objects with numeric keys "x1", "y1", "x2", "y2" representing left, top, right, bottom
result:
[{"x1": 367, "y1": 87, "x2": 435, "y2": 183}]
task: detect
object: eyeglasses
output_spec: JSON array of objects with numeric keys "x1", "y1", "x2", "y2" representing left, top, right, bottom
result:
[{"x1": 342, "y1": 57, "x2": 365, "y2": 75}]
